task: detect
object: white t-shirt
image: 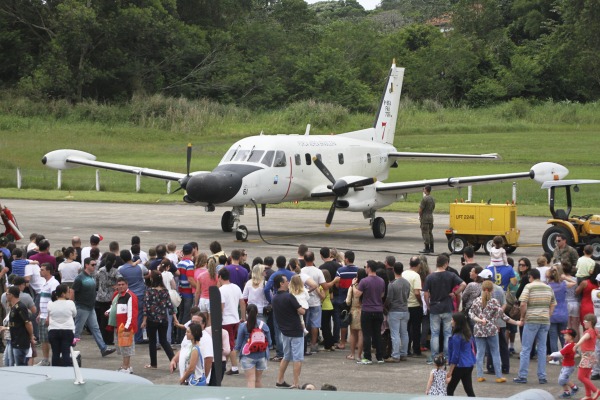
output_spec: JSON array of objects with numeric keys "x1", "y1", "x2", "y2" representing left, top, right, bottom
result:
[
  {"x1": 242, "y1": 281, "x2": 269, "y2": 314},
  {"x1": 301, "y1": 266, "x2": 326, "y2": 307},
  {"x1": 178, "y1": 321, "x2": 213, "y2": 382},
  {"x1": 58, "y1": 260, "x2": 82, "y2": 283},
  {"x1": 162, "y1": 271, "x2": 176, "y2": 290},
  {"x1": 537, "y1": 266, "x2": 550, "y2": 283},
  {"x1": 81, "y1": 246, "x2": 102, "y2": 263},
  {"x1": 220, "y1": 283, "x2": 242, "y2": 325},
  {"x1": 24, "y1": 263, "x2": 44, "y2": 294},
  {"x1": 48, "y1": 299, "x2": 77, "y2": 330}
]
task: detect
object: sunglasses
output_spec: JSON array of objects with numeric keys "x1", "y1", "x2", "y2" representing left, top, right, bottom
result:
[
  {"x1": 90, "y1": 263, "x2": 97, "y2": 266},
  {"x1": 518, "y1": 263, "x2": 527, "y2": 267}
]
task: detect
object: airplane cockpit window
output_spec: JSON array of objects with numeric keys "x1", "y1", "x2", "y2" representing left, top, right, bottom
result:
[
  {"x1": 295, "y1": 154, "x2": 301, "y2": 165},
  {"x1": 233, "y1": 149, "x2": 250, "y2": 162},
  {"x1": 274, "y1": 151, "x2": 287, "y2": 167},
  {"x1": 338, "y1": 153, "x2": 344, "y2": 165},
  {"x1": 367, "y1": 153, "x2": 371, "y2": 163},
  {"x1": 261, "y1": 151, "x2": 274, "y2": 167},
  {"x1": 305, "y1": 154, "x2": 312, "y2": 165},
  {"x1": 222, "y1": 148, "x2": 236, "y2": 162},
  {"x1": 247, "y1": 150, "x2": 264, "y2": 163}
]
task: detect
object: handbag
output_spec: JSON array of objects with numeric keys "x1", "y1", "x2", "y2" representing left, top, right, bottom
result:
[
  {"x1": 187, "y1": 345, "x2": 206, "y2": 386},
  {"x1": 117, "y1": 323, "x2": 133, "y2": 347},
  {"x1": 169, "y1": 289, "x2": 182, "y2": 308}
]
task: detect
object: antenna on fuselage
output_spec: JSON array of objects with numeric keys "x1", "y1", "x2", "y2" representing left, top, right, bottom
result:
[{"x1": 305, "y1": 124, "x2": 311, "y2": 135}]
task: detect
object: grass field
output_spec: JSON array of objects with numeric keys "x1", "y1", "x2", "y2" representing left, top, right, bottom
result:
[{"x1": 1, "y1": 96, "x2": 599, "y2": 217}]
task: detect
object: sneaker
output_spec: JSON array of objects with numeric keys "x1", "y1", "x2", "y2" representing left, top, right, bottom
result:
[
  {"x1": 35, "y1": 359, "x2": 50, "y2": 367},
  {"x1": 377, "y1": 359, "x2": 385, "y2": 364},
  {"x1": 276, "y1": 381, "x2": 292, "y2": 388},
  {"x1": 559, "y1": 392, "x2": 572, "y2": 398},
  {"x1": 384, "y1": 357, "x2": 400, "y2": 363},
  {"x1": 571, "y1": 386, "x2": 579, "y2": 394},
  {"x1": 225, "y1": 369, "x2": 239, "y2": 375},
  {"x1": 101, "y1": 347, "x2": 116, "y2": 357},
  {"x1": 477, "y1": 377, "x2": 486, "y2": 382},
  {"x1": 310, "y1": 345, "x2": 319, "y2": 353},
  {"x1": 356, "y1": 358, "x2": 373, "y2": 365},
  {"x1": 538, "y1": 378, "x2": 548, "y2": 384},
  {"x1": 496, "y1": 378, "x2": 506, "y2": 383},
  {"x1": 118, "y1": 367, "x2": 132, "y2": 374},
  {"x1": 509, "y1": 347, "x2": 515, "y2": 355},
  {"x1": 426, "y1": 356, "x2": 433, "y2": 365},
  {"x1": 399, "y1": 356, "x2": 408, "y2": 361},
  {"x1": 549, "y1": 359, "x2": 560, "y2": 365},
  {"x1": 513, "y1": 377, "x2": 527, "y2": 384}
]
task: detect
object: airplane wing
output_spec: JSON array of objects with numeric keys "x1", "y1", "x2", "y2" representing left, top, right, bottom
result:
[
  {"x1": 42, "y1": 149, "x2": 207, "y2": 181},
  {"x1": 376, "y1": 162, "x2": 569, "y2": 195},
  {"x1": 388, "y1": 152, "x2": 500, "y2": 161}
]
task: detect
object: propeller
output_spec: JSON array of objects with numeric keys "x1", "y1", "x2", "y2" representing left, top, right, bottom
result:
[
  {"x1": 312, "y1": 157, "x2": 376, "y2": 226},
  {"x1": 173, "y1": 143, "x2": 193, "y2": 193}
]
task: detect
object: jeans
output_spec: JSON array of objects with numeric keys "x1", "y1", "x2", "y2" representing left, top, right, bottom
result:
[
  {"x1": 549, "y1": 321, "x2": 567, "y2": 355},
  {"x1": 388, "y1": 311, "x2": 409, "y2": 358},
  {"x1": 12, "y1": 346, "x2": 29, "y2": 366},
  {"x1": 475, "y1": 336, "x2": 502, "y2": 378},
  {"x1": 3, "y1": 340, "x2": 13, "y2": 366},
  {"x1": 408, "y1": 306, "x2": 423, "y2": 355},
  {"x1": 75, "y1": 305, "x2": 107, "y2": 352},
  {"x1": 135, "y1": 294, "x2": 145, "y2": 344},
  {"x1": 360, "y1": 311, "x2": 384, "y2": 361},
  {"x1": 48, "y1": 329, "x2": 74, "y2": 366},
  {"x1": 273, "y1": 312, "x2": 283, "y2": 358},
  {"x1": 430, "y1": 312, "x2": 452, "y2": 358},
  {"x1": 146, "y1": 320, "x2": 174, "y2": 367},
  {"x1": 486, "y1": 326, "x2": 510, "y2": 374},
  {"x1": 518, "y1": 322, "x2": 550, "y2": 379}
]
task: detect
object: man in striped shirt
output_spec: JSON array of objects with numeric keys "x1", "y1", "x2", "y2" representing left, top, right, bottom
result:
[
  {"x1": 176, "y1": 243, "x2": 195, "y2": 342},
  {"x1": 514, "y1": 268, "x2": 556, "y2": 384}
]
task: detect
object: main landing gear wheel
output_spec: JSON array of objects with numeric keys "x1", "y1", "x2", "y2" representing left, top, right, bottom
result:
[
  {"x1": 236, "y1": 225, "x2": 249, "y2": 241},
  {"x1": 448, "y1": 236, "x2": 467, "y2": 254},
  {"x1": 372, "y1": 217, "x2": 386, "y2": 239},
  {"x1": 221, "y1": 211, "x2": 234, "y2": 232}
]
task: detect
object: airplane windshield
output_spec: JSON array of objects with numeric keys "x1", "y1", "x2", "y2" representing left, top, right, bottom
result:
[
  {"x1": 233, "y1": 150, "x2": 250, "y2": 162},
  {"x1": 261, "y1": 151, "x2": 274, "y2": 166},
  {"x1": 247, "y1": 150, "x2": 264, "y2": 163}
]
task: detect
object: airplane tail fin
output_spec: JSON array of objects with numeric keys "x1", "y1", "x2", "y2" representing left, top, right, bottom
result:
[{"x1": 373, "y1": 62, "x2": 404, "y2": 145}]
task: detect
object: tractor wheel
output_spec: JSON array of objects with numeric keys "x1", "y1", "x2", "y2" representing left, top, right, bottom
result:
[
  {"x1": 505, "y1": 245, "x2": 517, "y2": 254},
  {"x1": 589, "y1": 238, "x2": 600, "y2": 261},
  {"x1": 542, "y1": 226, "x2": 572, "y2": 254},
  {"x1": 448, "y1": 236, "x2": 467, "y2": 254},
  {"x1": 483, "y1": 238, "x2": 495, "y2": 255},
  {"x1": 472, "y1": 243, "x2": 482, "y2": 252}
]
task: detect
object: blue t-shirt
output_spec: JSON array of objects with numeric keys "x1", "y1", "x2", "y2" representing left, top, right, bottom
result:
[
  {"x1": 549, "y1": 281, "x2": 568, "y2": 324},
  {"x1": 487, "y1": 265, "x2": 515, "y2": 291},
  {"x1": 11, "y1": 259, "x2": 28, "y2": 277}
]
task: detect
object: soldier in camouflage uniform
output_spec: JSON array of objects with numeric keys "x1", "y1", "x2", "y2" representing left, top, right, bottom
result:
[
  {"x1": 419, "y1": 185, "x2": 435, "y2": 254},
  {"x1": 551, "y1": 233, "x2": 579, "y2": 267}
]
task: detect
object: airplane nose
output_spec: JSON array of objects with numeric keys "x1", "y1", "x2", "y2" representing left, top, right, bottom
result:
[{"x1": 185, "y1": 171, "x2": 243, "y2": 204}]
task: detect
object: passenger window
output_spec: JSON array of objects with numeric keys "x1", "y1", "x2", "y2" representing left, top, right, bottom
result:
[
  {"x1": 247, "y1": 150, "x2": 264, "y2": 163},
  {"x1": 295, "y1": 154, "x2": 301, "y2": 165},
  {"x1": 367, "y1": 153, "x2": 371, "y2": 163},
  {"x1": 233, "y1": 150, "x2": 249, "y2": 162},
  {"x1": 274, "y1": 151, "x2": 287, "y2": 167},
  {"x1": 261, "y1": 151, "x2": 274, "y2": 167},
  {"x1": 305, "y1": 154, "x2": 312, "y2": 165},
  {"x1": 338, "y1": 153, "x2": 344, "y2": 165}
]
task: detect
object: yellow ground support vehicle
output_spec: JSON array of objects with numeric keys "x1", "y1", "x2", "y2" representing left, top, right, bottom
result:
[
  {"x1": 541, "y1": 180, "x2": 600, "y2": 259},
  {"x1": 445, "y1": 201, "x2": 519, "y2": 254}
]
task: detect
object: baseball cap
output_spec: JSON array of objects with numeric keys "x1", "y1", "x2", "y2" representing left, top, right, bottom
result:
[
  {"x1": 182, "y1": 243, "x2": 193, "y2": 254},
  {"x1": 478, "y1": 269, "x2": 493, "y2": 279},
  {"x1": 560, "y1": 328, "x2": 577, "y2": 338}
]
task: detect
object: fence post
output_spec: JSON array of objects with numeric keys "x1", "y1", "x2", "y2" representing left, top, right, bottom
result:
[
  {"x1": 467, "y1": 185, "x2": 472, "y2": 202},
  {"x1": 17, "y1": 167, "x2": 21, "y2": 189},
  {"x1": 166, "y1": 181, "x2": 171, "y2": 194},
  {"x1": 512, "y1": 182, "x2": 517, "y2": 203},
  {"x1": 95, "y1": 170, "x2": 100, "y2": 191},
  {"x1": 136, "y1": 174, "x2": 141, "y2": 193},
  {"x1": 57, "y1": 170, "x2": 62, "y2": 189}
]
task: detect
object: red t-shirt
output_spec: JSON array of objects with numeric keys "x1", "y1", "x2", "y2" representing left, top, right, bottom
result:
[
  {"x1": 582, "y1": 328, "x2": 597, "y2": 352},
  {"x1": 560, "y1": 342, "x2": 576, "y2": 367}
]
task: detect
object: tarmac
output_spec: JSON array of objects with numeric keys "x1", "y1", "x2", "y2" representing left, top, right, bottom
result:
[{"x1": 2, "y1": 199, "x2": 570, "y2": 397}]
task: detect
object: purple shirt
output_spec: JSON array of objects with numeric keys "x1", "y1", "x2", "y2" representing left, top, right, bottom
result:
[
  {"x1": 226, "y1": 264, "x2": 249, "y2": 292},
  {"x1": 358, "y1": 275, "x2": 385, "y2": 313},
  {"x1": 30, "y1": 252, "x2": 57, "y2": 269}
]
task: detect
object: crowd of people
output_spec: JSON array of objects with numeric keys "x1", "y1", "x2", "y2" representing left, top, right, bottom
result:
[{"x1": 1, "y1": 229, "x2": 600, "y2": 396}]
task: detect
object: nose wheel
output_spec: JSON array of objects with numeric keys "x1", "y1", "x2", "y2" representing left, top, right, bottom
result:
[{"x1": 236, "y1": 225, "x2": 249, "y2": 241}]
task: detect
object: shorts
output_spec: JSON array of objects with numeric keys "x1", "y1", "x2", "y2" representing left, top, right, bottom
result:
[
  {"x1": 38, "y1": 319, "x2": 49, "y2": 343},
  {"x1": 558, "y1": 366, "x2": 575, "y2": 386},
  {"x1": 223, "y1": 323, "x2": 239, "y2": 350},
  {"x1": 199, "y1": 298, "x2": 210, "y2": 313},
  {"x1": 282, "y1": 335, "x2": 304, "y2": 362},
  {"x1": 567, "y1": 302, "x2": 580, "y2": 318},
  {"x1": 306, "y1": 306, "x2": 322, "y2": 329},
  {"x1": 115, "y1": 332, "x2": 135, "y2": 356},
  {"x1": 240, "y1": 355, "x2": 268, "y2": 371}
]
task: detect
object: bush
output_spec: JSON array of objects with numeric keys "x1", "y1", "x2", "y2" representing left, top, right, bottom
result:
[{"x1": 282, "y1": 100, "x2": 349, "y2": 129}]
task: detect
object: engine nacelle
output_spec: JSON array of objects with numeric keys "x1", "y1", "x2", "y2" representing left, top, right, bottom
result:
[
  {"x1": 340, "y1": 183, "x2": 395, "y2": 211},
  {"x1": 42, "y1": 149, "x2": 96, "y2": 170}
]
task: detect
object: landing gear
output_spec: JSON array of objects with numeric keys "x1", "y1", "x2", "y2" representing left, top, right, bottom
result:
[
  {"x1": 221, "y1": 207, "x2": 248, "y2": 241},
  {"x1": 364, "y1": 209, "x2": 386, "y2": 239}
]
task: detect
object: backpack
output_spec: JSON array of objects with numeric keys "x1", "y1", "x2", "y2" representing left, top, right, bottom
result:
[
  {"x1": 247, "y1": 321, "x2": 267, "y2": 353},
  {"x1": 505, "y1": 290, "x2": 521, "y2": 320}
]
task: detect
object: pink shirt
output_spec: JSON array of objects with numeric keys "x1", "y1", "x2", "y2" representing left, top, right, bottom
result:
[{"x1": 198, "y1": 270, "x2": 218, "y2": 299}]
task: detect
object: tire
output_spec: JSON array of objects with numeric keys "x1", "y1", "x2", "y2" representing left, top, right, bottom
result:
[
  {"x1": 236, "y1": 225, "x2": 249, "y2": 241},
  {"x1": 448, "y1": 236, "x2": 467, "y2": 254},
  {"x1": 483, "y1": 238, "x2": 495, "y2": 255},
  {"x1": 589, "y1": 238, "x2": 600, "y2": 261},
  {"x1": 221, "y1": 211, "x2": 234, "y2": 232},
  {"x1": 542, "y1": 226, "x2": 572, "y2": 254},
  {"x1": 505, "y1": 245, "x2": 517, "y2": 254},
  {"x1": 372, "y1": 217, "x2": 386, "y2": 239},
  {"x1": 472, "y1": 243, "x2": 481, "y2": 252}
]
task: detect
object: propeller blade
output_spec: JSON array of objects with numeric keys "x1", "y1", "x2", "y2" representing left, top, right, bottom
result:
[
  {"x1": 325, "y1": 199, "x2": 337, "y2": 227},
  {"x1": 313, "y1": 157, "x2": 336, "y2": 185},
  {"x1": 186, "y1": 143, "x2": 192, "y2": 177},
  {"x1": 348, "y1": 177, "x2": 377, "y2": 188}
]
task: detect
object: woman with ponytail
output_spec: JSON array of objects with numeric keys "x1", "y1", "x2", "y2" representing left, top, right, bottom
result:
[
  {"x1": 234, "y1": 303, "x2": 272, "y2": 388},
  {"x1": 469, "y1": 280, "x2": 521, "y2": 384}
]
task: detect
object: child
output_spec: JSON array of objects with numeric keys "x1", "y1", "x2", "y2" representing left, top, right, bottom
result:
[
  {"x1": 489, "y1": 236, "x2": 508, "y2": 267},
  {"x1": 289, "y1": 275, "x2": 309, "y2": 335},
  {"x1": 426, "y1": 354, "x2": 448, "y2": 396},
  {"x1": 574, "y1": 314, "x2": 599, "y2": 400},
  {"x1": 548, "y1": 328, "x2": 580, "y2": 398}
]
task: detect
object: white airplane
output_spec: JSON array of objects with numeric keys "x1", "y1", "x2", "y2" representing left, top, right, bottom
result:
[{"x1": 42, "y1": 61, "x2": 568, "y2": 241}]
